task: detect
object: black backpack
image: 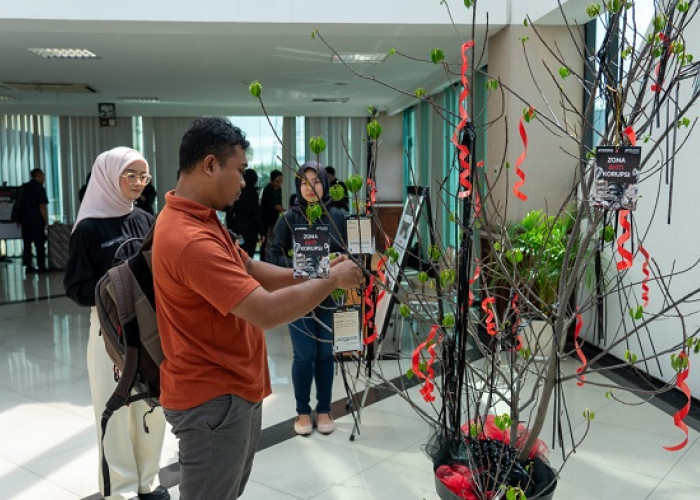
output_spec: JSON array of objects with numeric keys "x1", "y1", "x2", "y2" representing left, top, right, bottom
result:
[{"x1": 94, "y1": 225, "x2": 163, "y2": 496}]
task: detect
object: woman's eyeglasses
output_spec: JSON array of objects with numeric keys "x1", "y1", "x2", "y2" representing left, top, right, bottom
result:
[{"x1": 121, "y1": 173, "x2": 153, "y2": 185}]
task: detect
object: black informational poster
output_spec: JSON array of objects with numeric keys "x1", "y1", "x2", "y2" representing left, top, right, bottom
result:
[
  {"x1": 293, "y1": 225, "x2": 330, "y2": 279},
  {"x1": 592, "y1": 146, "x2": 641, "y2": 210}
]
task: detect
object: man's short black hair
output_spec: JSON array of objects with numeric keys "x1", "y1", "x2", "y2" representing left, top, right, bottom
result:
[
  {"x1": 179, "y1": 117, "x2": 250, "y2": 175},
  {"x1": 325, "y1": 166, "x2": 336, "y2": 176},
  {"x1": 30, "y1": 168, "x2": 43, "y2": 178},
  {"x1": 270, "y1": 169, "x2": 283, "y2": 181}
]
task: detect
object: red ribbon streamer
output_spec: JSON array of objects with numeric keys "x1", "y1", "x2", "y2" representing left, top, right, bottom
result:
[
  {"x1": 511, "y1": 295, "x2": 522, "y2": 351},
  {"x1": 411, "y1": 325, "x2": 439, "y2": 402},
  {"x1": 482, "y1": 297, "x2": 497, "y2": 336},
  {"x1": 362, "y1": 274, "x2": 376, "y2": 344},
  {"x1": 639, "y1": 244, "x2": 650, "y2": 308},
  {"x1": 365, "y1": 178, "x2": 377, "y2": 215},
  {"x1": 616, "y1": 209, "x2": 633, "y2": 271},
  {"x1": 450, "y1": 41, "x2": 475, "y2": 199},
  {"x1": 624, "y1": 126, "x2": 637, "y2": 146},
  {"x1": 468, "y1": 263, "x2": 481, "y2": 306},
  {"x1": 573, "y1": 312, "x2": 587, "y2": 387},
  {"x1": 651, "y1": 33, "x2": 670, "y2": 93},
  {"x1": 664, "y1": 352, "x2": 691, "y2": 451},
  {"x1": 513, "y1": 108, "x2": 533, "y2": 201}
]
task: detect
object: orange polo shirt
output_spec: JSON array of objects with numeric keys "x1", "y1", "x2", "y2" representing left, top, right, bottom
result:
[{"x1": 153, "y1": 191, "x2": 271, "y2": 410}]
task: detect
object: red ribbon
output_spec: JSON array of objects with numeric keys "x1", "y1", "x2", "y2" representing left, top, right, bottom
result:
[
  {"x1": 411, "y1": 325, "x2": 439, "y2": 402},
  {"x1": 664, "y1": 352, "x2": 691, "y2": 451},
  {"x1": 513, "y1": 108, "x2": 533, "y2": 201},
  {"x1": 573, "y1": 312, "x2": 587, "y2": 387},
  {"x1": 450, "y1": 41, "x2": 475, "y2": 199},
  {"x1": 616, "y1": 209, "x2": 633, "y2": 271},
  {"x1": 624, "y1": 126, "x2": 637, "y2": 146},
  {"x1": 365, "y1": 178, "x2": 377, "y2": 215},
  {"x1": 639, "y1": 244, "x2": 650, "y2": 308},
  {"x1": 482, "y1": 297, "x2": 497, "y2": 336},
  {"x1": 362, "y1": 274, "x2": 376, "y2": 344},
  {"x1": 469, "y1": 263, "x2": 481, "y2": 306}
]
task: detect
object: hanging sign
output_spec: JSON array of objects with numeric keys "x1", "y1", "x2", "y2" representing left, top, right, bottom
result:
[
  {"x1": 333, "y1": 309, "x2": 361, "y2": 353},
  {"x1": 592, "y1": 146, "x2": 641, "y2": 211},
  {"x1": 292, "y1": 225, "x2": 330, "y2": 278},
  {"x1": 346, "y1": 217, "x2": 374, "y2": 254}
]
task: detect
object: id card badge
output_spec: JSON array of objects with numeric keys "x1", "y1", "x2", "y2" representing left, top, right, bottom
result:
[{"x1": 333, "y1": 309, "x2": 361, "y2": 353}]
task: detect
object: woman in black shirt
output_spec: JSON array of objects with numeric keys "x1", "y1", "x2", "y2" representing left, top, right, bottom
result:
[{"x1": 64, "y1": 147, "x2": 169, "y2": 500}]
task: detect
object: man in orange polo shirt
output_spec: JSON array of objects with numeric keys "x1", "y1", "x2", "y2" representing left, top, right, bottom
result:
[{"x1": 152, "y1": 117, "x2": 362, "y2": 500}]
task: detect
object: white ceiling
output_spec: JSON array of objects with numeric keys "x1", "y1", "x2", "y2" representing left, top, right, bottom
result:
[{"x1": 0, "y1": 15, "x2": 499, "y2": 118}]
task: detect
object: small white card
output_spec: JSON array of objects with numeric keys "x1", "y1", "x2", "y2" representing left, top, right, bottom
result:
[
  {"x1": 333, "y1": 309, "x2": 361, "y2": 353},
  {"x1": 346, "y1": 218, "x2": 375, "y2": 255}
]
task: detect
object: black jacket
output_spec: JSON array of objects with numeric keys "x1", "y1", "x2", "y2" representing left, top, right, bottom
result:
[{"x1": 63, "y1": 208, "x2": 154, "y2": 306}]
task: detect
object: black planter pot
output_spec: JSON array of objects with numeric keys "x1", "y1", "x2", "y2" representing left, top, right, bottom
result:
[{"x1": 434, "y1": 458, "x2": 557, "y2": 500}]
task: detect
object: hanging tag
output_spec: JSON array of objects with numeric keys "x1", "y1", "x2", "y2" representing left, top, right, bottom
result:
[
  {"x1": 592, "y1": 146, "x2": 641, "y2": 211},
  {"x1": 346, "y1": 217, "x2": 375, "y2": 255},
  {"x1": 292, "y1": 225, "x2": 330, "y2": 278},
  {"x1": 333, "y1": 309, "x2": 361, "y2": 353}
]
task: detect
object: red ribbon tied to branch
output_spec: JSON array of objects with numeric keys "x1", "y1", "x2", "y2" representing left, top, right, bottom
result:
[
  {"x1": 651, "y1": 33, "x2": 670, "y2": 93},
  {"x1": 468, "y1": 262, "x2": 481, "y2": 306},
  {"x1": 365, "y1": 178, "x2": 377, "y2": 215},
  {"x1": 616, "y1": 209, "x2": 633, "y2": 271},
  {"x1": 511, "y1": 295, "x2": 522, "y2": 351},
  {"x1": 362, "y1": 274, "x2": 376, "y2": 345},
  {"x1": 411, "y1": 325, "x2": 439, "y2": 402},
  {"x1": 482, "y1": 297, "x2": 497, "y2": 336},
  {"x1": 451, "y1": 40, "x2": 475, "y2": 199},
  {"x1": 639, "y1": 244, "x2": 650, "y2": 307},
  {"x1": 664, "y1": 352, "x2": 691, "y2": 451},
  {"x1": 573, "y1": 312, "x2": 587, "y2": 387},
  {"x1": 513, "y1": 107, "x2": 534, "y2": 201}
]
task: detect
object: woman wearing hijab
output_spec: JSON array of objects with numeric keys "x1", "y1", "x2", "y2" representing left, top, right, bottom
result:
[
  {"x1": 64, "y1": 147, "x2": 169, "y2": 500},
  {"x1": 269, "y1": 161, "x2": 348, "y2": 436}
]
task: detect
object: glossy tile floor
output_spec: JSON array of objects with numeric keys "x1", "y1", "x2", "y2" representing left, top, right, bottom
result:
[{"x1": 1, "y1": 258, "x2": 699, "y2": 499}]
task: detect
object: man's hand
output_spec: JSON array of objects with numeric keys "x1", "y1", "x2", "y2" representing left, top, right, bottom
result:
[
  {"x1": 329, "y1": 254, "x2": 347, "y2": 267},
  {"x1": 330, "y1": 258, "x2": 363, "y2": 289}
]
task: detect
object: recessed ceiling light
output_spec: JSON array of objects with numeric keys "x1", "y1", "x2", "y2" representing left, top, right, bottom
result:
[
  {"x1": 119, "y1": 97, "x2": 161, "y2": 103},
  {"x1": 28, "y1": 48, "x2": 100, "y2": 59},
  {"x1": 0, "y1": 94, "x2": 20, "y2": 101},
  {"x1": 312, "y1": 97, "x2": 350, "y2": 103},
  {"x1": 331, "y1": 53, "x2": 387, "y2": 63}
]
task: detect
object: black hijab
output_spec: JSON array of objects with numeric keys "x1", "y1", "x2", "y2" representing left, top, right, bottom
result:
[{"x1": 292, "y1": 161, "x2": 331, "y2": 215}]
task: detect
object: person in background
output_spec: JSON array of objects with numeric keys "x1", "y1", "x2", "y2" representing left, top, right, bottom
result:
[
  {"x1": 135, "y1": 181, "x2": 158, "y2": 215},
  {"x1": 260, "y1": 169, "x2": 284, "y2": 261},
  {"x1": 151, "y1": 117, "x2": 362, "y2": 500},
  {"x1": 63, "y1": 147, "x2": 169, "y2": 500},
  {"x1": 325, "y1": 165, "x2": 349, "y2": 212},
  {"x1": 269, "y1": 161, "x2": 348, "y2": 436},
  {"x1": 225, "y1": 168, "x2": 263, "y2": 257},
  {"x1": 15, "y1": 168, "x2": 49, "y2": 273}
]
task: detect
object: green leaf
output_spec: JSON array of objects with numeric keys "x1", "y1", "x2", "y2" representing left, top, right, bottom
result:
[
  {"x1": 469, "y1": 423, "x2": 481, "y2": 437},
  {"x1": 559, "y1": 66, "x2": 571, "y2": 79},
  {"x1": 248, "y1": 80, "x2": 262, "y2": 98},
  {"x1": 367, "y1": 119, "x2": 383, "y2": 139},
  {"x1": 678, "y1": 117, "x2": 690, "y2": 128},
  {"x1": 346, "y1": 174, "x2": 364, "y2": 193},
  {"x1": 414, "y1": 88, "x2": 426, "y2": 98},
  {"x1": 519, "y1": 35, "x2": 530, "y2": 43},
  {"x1": 309, "y1": 135, "x2": 327, "y2": 154},
  {"x1": 388, "y1": 47, "x2": 396, "y2": 56},
  {"x1": 624, "y1": 350, "x2": 638, "y2": 364},
  {"x1": 586, "y1": 4, "x2": 601, "y2": 18},
  {"x1": 417, "y1": 271, "x2": 429, "y2": 284},
  {"x1": 449, "y1": 212, "x2": 456, "y2": 223},
  {"x1": 406, "y1": 368, "x2": 414, "y2": 380},
  {"x1": 678, "y1": 1, "x2": 690, "y2": 13},
  {"x1": 605, "y1": 391, "x2": 613, "y2": 400},
  {"x1": 583, "y1": 408, "x2": 595, "y2": 421},
  {"x1": 329, "y1": 184, "x2": 345, "y2": 202},
  {"x1": 430, "y1": 48, "x2": 445, "y2": 64},
  {"x1": 440, "y1": 269, "x2": 456, "y2": 287},
  {"x1": 418, "y1": 361, "x2": 427, "y2": 372},
  {"x1": 601, "y1": 224, "x2": 615, "y2": 242},
  {"x1": 331, "y1": 288, "x2": 346, "y2": 303},
  {"x1": 464, "y1": 0, "x2": 474, "y2": 7},
  {"x1": 621, "y1": 46, "x2": 633, "y2": 59},
  {"x1": 523, "y1": 18, "x2": 529, "y2": 27},
  {"x1": 429, "y1": 244, "x2": 441, "y2": 262},
  {"x1": 485, "y1": 79, "x2": 499, "y2": 91},
  {"x1": 494, "y1": 414, "x2": 512, "y2": 431},
  {"x1": 399, "y1": 303, "x2": 411, "y2": 318},
  {"x1": 305, "y1": 202, "x2": 322, "y2": 223},
  {"x1": 443, "y1": 313, "x2": 455, "y2": 328},
  {"x1": 653, "y1": 14, "x2": 667, "y2": 32}
]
